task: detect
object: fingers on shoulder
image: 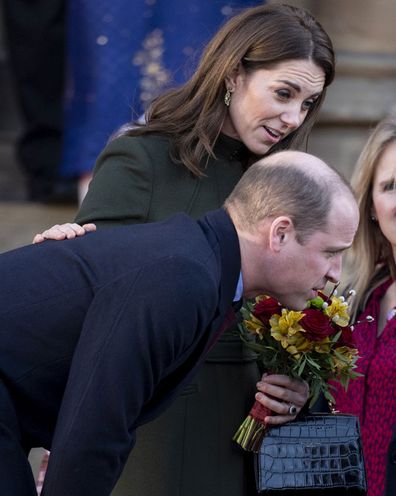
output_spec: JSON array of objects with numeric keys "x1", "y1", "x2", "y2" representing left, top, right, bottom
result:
[{"x1": 40, "y1": 222, "x2": 94, "y2": 241}]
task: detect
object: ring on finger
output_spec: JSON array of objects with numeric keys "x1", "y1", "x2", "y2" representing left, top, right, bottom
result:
[{"x1": 288, "y1": 404, "x2": 297, "y2": 415}]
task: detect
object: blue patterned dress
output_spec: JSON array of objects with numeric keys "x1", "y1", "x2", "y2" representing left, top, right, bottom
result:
[{"x1": 60, "y1": 0, "x2": 263, "y2": 177}]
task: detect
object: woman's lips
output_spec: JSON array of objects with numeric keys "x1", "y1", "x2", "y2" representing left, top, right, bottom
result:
[{"x1": 263, "y1": 126, "x2": 283, "y2": 143}]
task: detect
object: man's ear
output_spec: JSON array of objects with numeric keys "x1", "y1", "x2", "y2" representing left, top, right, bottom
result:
[
  {"x1": 268, "y1": 216, "x2": 295, "y2": 252},
  {"x1": 224, "y1": 63, "x2": 245, "y2": 91}
]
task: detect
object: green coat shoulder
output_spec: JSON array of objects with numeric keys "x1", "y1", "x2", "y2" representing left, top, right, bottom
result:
[{"x1": 76, "y1": 134, "x2": 245, "y2": 227}]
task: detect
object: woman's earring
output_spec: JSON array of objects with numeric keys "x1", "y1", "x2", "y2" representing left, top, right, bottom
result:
[
  {"x1": 224, "y1": 89, "x2": 232, "y2": 107},
  {"x1": 371, "y1": 214, "x2": 377, "y2": 222}
]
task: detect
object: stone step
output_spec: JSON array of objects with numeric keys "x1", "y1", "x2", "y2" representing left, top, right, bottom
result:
[{"x1": 0, "y1": 202, "x2": 77, "y2": 253}]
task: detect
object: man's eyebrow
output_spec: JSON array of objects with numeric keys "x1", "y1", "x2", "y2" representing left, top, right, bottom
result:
[{"x1": 327, "y1": 244, "x2": 353, "y2": 252}]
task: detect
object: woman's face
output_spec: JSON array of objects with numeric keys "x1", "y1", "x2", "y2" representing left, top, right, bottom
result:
[
  {"x1": 372, "y1": 140, "x2": 396, "y2": 252},
  {"x1": 221, "y1": 59, "x2": 325, "y2": 156}
]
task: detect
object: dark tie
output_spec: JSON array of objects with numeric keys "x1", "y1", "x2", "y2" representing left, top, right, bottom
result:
[{"x1": 206, "y1": 301, "x2": 242, "y2": 352}]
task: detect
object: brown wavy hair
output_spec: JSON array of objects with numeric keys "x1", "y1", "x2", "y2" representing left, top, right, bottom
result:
[{"x1": 120, "y1": 3, "x2": 335, "y2": 176}]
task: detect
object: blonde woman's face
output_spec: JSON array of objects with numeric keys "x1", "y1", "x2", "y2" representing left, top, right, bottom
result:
[
  {"x1": 372, "y1": 140, "x2": 396, "y2": 252},
  {"x1": 221, "y1": 59, "x2": 325, "y2": 156}
]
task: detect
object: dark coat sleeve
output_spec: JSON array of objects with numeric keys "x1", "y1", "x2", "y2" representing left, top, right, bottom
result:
[
  {"x1": 42, "y1": 255, "x2": 218, "y2": 496},
  {"x1": 76, "y1": 136, "x2": 155, "y2": 227}
]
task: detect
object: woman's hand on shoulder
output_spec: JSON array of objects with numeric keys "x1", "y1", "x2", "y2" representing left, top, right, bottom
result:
[
  {"x1": 255, "y1": 373, "x2": 309, "y2": 425},
  {"x1": 32, "y1": 223, "x2": 97, "y2": 244}
]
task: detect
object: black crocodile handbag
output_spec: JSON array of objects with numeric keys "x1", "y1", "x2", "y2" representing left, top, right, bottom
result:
[{"x1": 255, "y1": 413, "x2": 367, "y2": 495}]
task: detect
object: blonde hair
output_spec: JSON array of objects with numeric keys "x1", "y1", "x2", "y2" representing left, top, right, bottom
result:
[
  {"x1": 344, "y1": 115, "x2": 396, "y2": 314},
  {"x1": 119, "y1": 3, "x2": 334, "y2": 176}
]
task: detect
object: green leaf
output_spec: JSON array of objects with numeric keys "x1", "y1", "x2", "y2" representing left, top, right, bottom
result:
[
  {"x1": 297, "y1": 357, "x2": 307, "y2": 376},
  {"x1": 305, "y1": 356, "x2": 321, "y2": 370}
]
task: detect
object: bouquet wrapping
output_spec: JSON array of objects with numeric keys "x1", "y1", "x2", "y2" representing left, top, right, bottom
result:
[{"x1": 233, "y1": 290, "x2": 362, "y2": 452}]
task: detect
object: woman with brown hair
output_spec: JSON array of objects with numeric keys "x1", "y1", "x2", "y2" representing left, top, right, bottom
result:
[
  {"x1": 33, "y1": 4, "x2": 335, "y2": 495},
  {"x1": 334, "y1": 115, "x2": 396, "y2": 496}
]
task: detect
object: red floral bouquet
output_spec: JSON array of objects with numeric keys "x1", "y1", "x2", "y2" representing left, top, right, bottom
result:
[{"x1": 233, "y1": 288, "x2": 363, "y2": 452}]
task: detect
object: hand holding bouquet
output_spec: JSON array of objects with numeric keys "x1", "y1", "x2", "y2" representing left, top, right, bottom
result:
[{"x1": 233, "y1": 288, "x2": 363, "y2": 452}]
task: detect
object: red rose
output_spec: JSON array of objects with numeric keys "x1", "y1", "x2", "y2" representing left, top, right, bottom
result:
[
  {"x1": 300, "y1": 309, "x2": 335, "y2": 341},
  {"x1": 253, "y1": 297, "x2": 282, "y2": 326},
  {"x1": 337, "y1": 326, "x2": 356, "y2": 348}
]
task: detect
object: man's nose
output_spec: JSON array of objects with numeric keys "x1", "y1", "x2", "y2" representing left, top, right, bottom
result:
[{"x1": 326, "y1": 254, "x2": 342, "y2": 284}]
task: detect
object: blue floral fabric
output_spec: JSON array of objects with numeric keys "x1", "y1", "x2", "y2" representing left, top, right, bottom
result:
[{"x1": 60, "y1": 0, "x2": 263, "y2": 177}]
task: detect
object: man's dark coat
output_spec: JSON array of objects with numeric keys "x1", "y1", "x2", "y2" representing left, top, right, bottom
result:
[{"x1": 0, "y1": 209, "x2": 241, "y2": 496}]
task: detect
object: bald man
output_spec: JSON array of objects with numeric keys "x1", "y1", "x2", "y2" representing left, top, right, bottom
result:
[{"x1": 0, "y1": 151, "x2": 359, "y2": 495}]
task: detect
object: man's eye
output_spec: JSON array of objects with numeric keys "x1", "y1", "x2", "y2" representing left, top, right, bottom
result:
[{"x1": 326, "y1": 251, "x2": 340, "y2": 258}]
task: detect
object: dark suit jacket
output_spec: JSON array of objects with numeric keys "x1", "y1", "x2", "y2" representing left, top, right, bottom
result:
[
  {"x1": 73, "y1": 133, "x2": 258, "y2": 496},
  {"x1": 0, "y1": 209, "x2": 240, "y2": 496}
]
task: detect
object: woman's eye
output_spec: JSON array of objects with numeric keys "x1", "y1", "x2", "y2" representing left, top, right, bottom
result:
[
  {"x1": 383, "y1": 181, "x2": 396, "y2": 191},
  {"x1": 275, "y1": 89, "x2": 290, "y2": 100},
  {"x1": 302, "y1": 99, "x2": 316, "y2": 111}
]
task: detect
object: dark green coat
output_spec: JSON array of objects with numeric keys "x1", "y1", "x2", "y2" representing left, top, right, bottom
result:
[
  {"x1": 77, "y1": 133, "x2": 247, "y2": 226},
  {"x1": 76, "y1": 133, "x2": 260, "y2": 496}
]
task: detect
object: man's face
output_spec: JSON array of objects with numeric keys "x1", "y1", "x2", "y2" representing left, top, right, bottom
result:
[{"x1": 268, "y1": 199, "x2": 359, "y2": 310}]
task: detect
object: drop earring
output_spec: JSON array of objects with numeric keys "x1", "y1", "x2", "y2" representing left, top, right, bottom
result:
[{"x1": 224, "y1": 89, "x2": 232, "y2": 107}]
